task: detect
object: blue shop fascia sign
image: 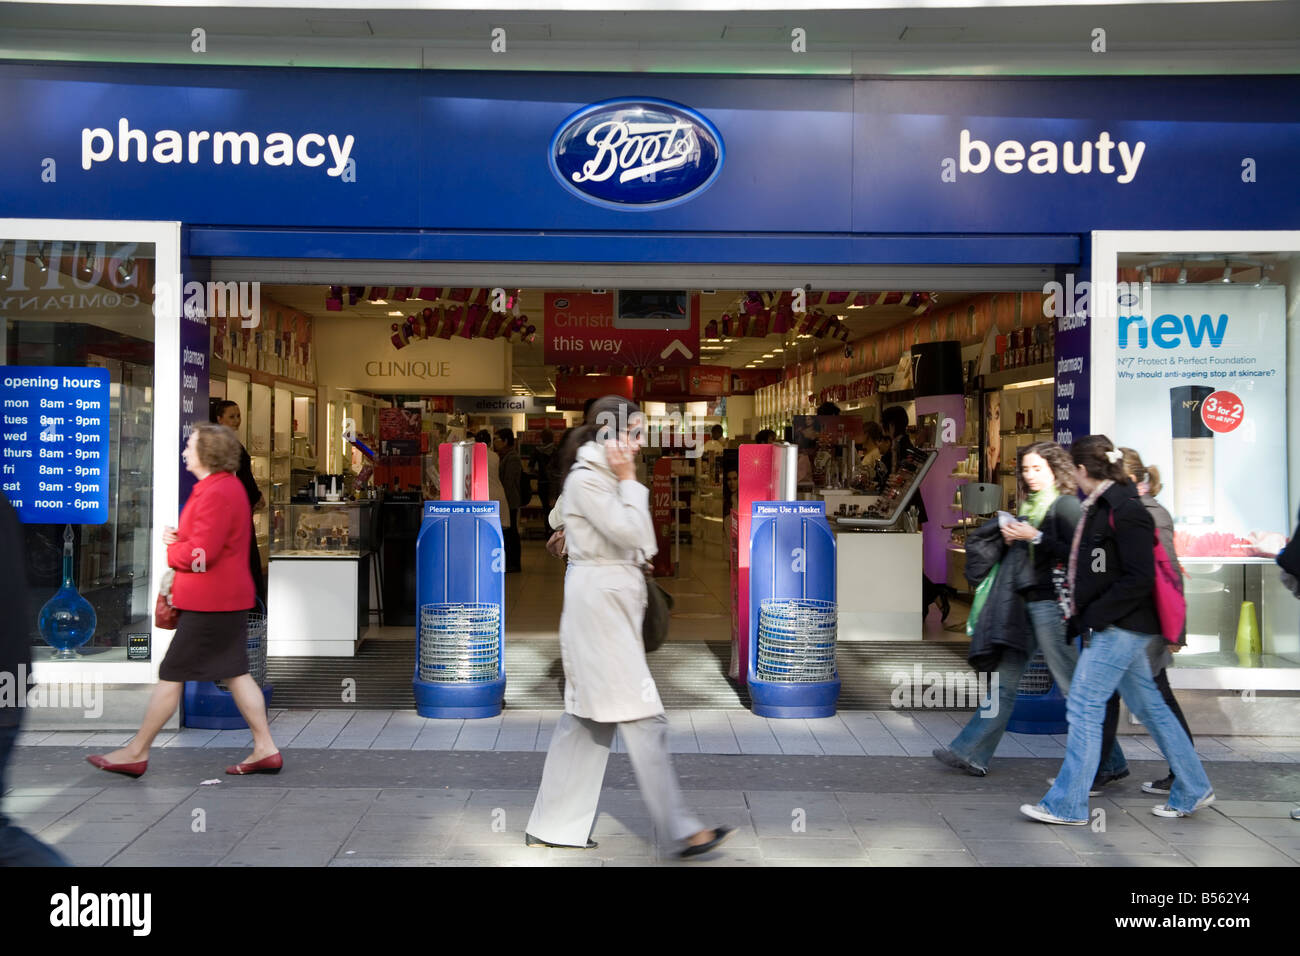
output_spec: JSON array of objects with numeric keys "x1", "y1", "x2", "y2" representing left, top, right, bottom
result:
[{"x1": 0, "y1": 64, "x2": 1296, "y2": 245}]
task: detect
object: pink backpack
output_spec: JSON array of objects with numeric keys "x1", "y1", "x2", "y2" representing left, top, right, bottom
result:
[{"x1": 1110, "y1": 512, "x2": 1185, "y2": 644}]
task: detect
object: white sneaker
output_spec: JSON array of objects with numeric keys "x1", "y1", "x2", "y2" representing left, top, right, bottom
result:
[
  {"x1": 1151, "y1": 792, "x2": 1216, "y2": 818},
  {"x1": 1020, "y1": 803, "x2": 1088, "y2": 826},
  {"x1": 1047, "y1": 776, "x2": 1102, "y2": 798}
]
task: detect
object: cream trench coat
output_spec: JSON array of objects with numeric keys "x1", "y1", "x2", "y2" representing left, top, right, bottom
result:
[{"x1": 554, "y1": 442, "x2": 662, "y2": 723}]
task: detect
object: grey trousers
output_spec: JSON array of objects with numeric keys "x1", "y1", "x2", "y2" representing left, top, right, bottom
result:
[{"x1": 527, "y1": 712, "x2": 705, "y2": 847}]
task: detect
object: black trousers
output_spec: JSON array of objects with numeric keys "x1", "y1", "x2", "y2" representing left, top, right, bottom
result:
[
  {"x1": 249, "y1": 521, "x2": 266, "y2": 605},
  {"x1": 504, "y1": 507, "x2": 521, "y2": 572},
  {"x1": 1102, "y1": 667, "x2": 1192, "y2": 776}
]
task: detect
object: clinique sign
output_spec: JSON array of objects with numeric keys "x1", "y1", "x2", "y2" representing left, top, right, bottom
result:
[{"x1": 365, "y1": 361, "x2": 451, "y2": 379}]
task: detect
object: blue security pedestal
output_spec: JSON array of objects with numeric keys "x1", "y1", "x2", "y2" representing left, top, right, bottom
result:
[
  {"x1": 413, "y1": 500, "x2": 507, "y2": 719},
  {"x1": 182, "y1": 681, "x2": 275, "y2": 730},
  {"x1": 747, "y1": 501, "x2": 840, "y2": 718},
  {"x1": 1006, "y1": 648, "x2": 1068, "y2": 735}
]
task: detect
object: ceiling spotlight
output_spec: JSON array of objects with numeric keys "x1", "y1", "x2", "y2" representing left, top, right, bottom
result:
[
  {"x1": 116, "y1": 259, "x2": 136, "y2": 282},
  {"x1": 34, "y1": 246, "x2": 47, "y2": 272},
  {"x1": 82, "y1": 254, "x2": 95, "y2": 274},
  {"x1": 1221, "y1": 261, "x2": 1232, "y2": 283},
  {"x1": 0, "y1": 256, "x2": 8, "y2": 282},
  {"x1": 1177, "y1": 267, "x2": 1187, "y2": 285}
]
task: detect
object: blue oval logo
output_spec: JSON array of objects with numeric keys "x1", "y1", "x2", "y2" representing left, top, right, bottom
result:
[{"x1": 549, "y1": 98, "x2": 725, "y2": 211}]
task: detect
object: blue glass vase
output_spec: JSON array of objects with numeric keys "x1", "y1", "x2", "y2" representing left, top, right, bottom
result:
[{"x1": 38, "y1": 524, "x2": 97, "y2": 660}]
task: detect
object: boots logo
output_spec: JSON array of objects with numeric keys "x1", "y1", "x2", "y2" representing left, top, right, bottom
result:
[{"x1": 549, "y1": 98, "x2": 724, "y2": 210}]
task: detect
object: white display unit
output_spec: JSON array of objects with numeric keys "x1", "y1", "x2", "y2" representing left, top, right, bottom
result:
[
  {"x1": 835, "y1": 531, "x2": 924, "y2": 641},
  {"x1": 267, "y1": 556, "x2": 362, "y2": 657}
]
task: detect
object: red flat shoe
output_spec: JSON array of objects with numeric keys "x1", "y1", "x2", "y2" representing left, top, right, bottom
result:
[
  {"x1": 226, "y1": 752, "x2": 283, "y2": 775},
  {"x1": 86, "y1": 754, "x2": 148, "y2": 778}
]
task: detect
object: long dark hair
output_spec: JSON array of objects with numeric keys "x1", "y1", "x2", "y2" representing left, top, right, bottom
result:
[
  {"x1": 1017, "y1": 441, "x2": 1077, "y2": 499},
  {"x1": 1070, "y1": 435, "x2": 1130, "y2": 484},
  {"x1": 209, "y1": 398, "x2": 238, "y2": 423},
  {"x1": 555, "y1": 395, "x2": 642, "y2": 481}
]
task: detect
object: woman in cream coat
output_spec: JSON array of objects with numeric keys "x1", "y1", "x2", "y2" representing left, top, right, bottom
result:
[{"x1": 526, "y1": 396, "x2": 732, "y2": 858}]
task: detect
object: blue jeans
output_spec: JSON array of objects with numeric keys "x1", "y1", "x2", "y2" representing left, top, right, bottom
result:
[
  {"x1": 0, "y1": 724, "x2": 69, "y2": 866},
  {"x1": 949, "y1": 601, "x2": 1128, "y2": 773},
  {"x1": 1039, "y1": 626, "x2": 1212, "y2": 822}
]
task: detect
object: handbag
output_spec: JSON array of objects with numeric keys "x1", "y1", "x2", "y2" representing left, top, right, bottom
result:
[
  {"x1": 154, "y1": 569, "x2": 179, "y2": 630},
  {"x1": 965, "y1": 561, "x2": 999, "y2": 638},
  {"x1": 642, "y1": 567, "x2": 674, "y2": 652}
]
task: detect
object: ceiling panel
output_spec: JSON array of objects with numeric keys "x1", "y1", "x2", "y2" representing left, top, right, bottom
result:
[{"x1": 263, "y1": 283, "x2": 986, "y2": 397}]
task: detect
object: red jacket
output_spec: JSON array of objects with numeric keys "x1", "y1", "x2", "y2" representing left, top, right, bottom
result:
[{"x1": 167, "y1": 471, "x2": 255, "y2": 612}]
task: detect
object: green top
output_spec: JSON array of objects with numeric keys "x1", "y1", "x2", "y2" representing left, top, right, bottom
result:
[{"x1": 1022, "y1": 486, "x2": 1058, "y2": 562}]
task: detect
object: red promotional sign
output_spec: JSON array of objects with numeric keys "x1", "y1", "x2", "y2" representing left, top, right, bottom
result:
[
  {"x1": 1201, "y1": 390, "x2": 1244, "y2": 434},
  {"x1": 545, "y1": 292, "x2": 701, "y2": 368},
  {"x1": 688, "y1": 366, "x2": 729, "y2": 396},
  {"x1": 652, "y1": 456, "x2": 675, "y2": 577},
  {"x1": 642, "y1": 365, "x2": 731, "y2": 401},
  {"x1": 554, "y1": 373, "x2": 635, "y2": 410}
]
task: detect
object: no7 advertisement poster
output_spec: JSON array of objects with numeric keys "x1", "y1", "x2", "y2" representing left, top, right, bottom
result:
[{"x1": 1112, "y1": 284, "x2": 1287, "y2": 558}]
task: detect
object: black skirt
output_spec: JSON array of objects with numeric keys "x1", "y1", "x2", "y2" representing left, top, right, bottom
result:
[{"x1": 158, "y1": 609, "x2": 250, "y2": 682}]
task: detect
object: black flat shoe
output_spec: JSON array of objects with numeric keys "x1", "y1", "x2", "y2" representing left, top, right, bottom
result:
[
  {"x1": 525, "y1": 832, "x2": 597, "y2": 849},
  {"x1": 1093, "y1": 768, "x2": 1130, "y2": 789},
  {"x1": 932, "y1": 747, "x2": 988, "y2": 778},
  {"x1": 679, "y1": 826, "x2": 735, "y2": 859}
]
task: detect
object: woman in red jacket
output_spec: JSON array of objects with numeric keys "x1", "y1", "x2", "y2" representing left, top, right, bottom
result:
[{"x1": 87, "y1": 423, "x2": 281, "y2": 778}]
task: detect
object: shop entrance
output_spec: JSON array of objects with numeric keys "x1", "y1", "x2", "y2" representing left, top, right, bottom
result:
[{"x1": 198, "y1": 265, "x2": 1063, "y2": 710}]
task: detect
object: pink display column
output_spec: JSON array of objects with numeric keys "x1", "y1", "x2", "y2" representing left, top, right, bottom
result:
[{"x1": 915, "y1": 394, "x2": 967, "y2": 585}]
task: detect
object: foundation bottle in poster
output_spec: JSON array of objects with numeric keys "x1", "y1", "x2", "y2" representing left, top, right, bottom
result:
[{"x1": 1169, "y1": 385, "x2": 1215, "y2": 525}]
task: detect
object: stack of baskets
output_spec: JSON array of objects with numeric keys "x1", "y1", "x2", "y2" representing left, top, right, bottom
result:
[
  {"x1": 418, "y1": 603, "x2": 501, "y2": 683},
  {"x1": 756, "y1": 598, "x2": 837, "y2": 682},
  {"x1": 1016, "y1": 650, "x2": 1054, "y2": 696},
  {"x1": 246, "y1": 606, "x2": 268, "y2": 687}
]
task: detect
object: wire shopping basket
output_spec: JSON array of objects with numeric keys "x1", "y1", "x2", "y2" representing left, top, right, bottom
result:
[
  {"x1": 418, "y1": 603, "x2": 502, "y2": 683},
  {"x1": 757, "y1": 598, "x2": 838, "y2": 683}
]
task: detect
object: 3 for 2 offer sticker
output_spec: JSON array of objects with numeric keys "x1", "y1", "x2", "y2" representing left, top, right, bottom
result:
[{"x1": 1201, "y1": 390, "x2": 1244, "y2": 433}]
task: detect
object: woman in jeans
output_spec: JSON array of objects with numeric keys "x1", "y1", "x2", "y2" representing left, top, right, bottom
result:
[
  {"x1": 525, "y1": 396, "x2": 732, "y2": 858},
  {"x1": 935, "y1": 442, "x2": 1125, "y2": 780},
  {"x1": 87, "y1": 423, "x2": 281, "y2": 778},
  {"x1": 1109, "y1": 448, "x2": 1194, "y2": 796},
  {"x1": 1021, "y1": 435, "x2": 1212, "y2": 825}
]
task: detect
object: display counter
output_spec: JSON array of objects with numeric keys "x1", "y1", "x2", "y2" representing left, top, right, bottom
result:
[
  {"x1": 268, "y1": 500, "x2": 374, "y2": 656},
  {"x1": 833, "y1": 528, "x2": 923, "y2": 641}
]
